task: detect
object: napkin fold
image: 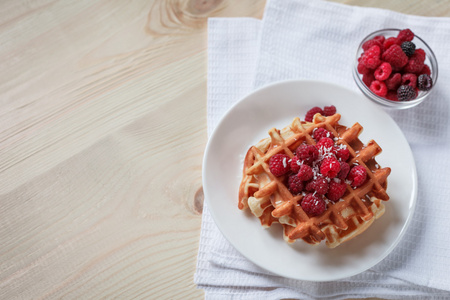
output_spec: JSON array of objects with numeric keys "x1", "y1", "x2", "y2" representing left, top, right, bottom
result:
[{"x1": 196, "y1": 0, "x2": 450, "y2": 298}]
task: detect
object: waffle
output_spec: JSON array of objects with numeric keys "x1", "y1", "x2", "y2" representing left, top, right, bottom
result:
[{"x1": 238, "y1": 112, "x2": 391, "y2": 248}]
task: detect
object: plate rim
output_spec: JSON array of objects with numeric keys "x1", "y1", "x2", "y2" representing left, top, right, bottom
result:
[{"x1": 202, "y1": 79, "x2": 418, "y2": 281}]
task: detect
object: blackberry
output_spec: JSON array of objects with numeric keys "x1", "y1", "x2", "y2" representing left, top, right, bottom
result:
[
  {"x1": 417, "y1": 74, "x2": 433, "y2": 91},
  {"x1": 397, "y1": 85, "x2": 417, "y2": 101},
  {"x1": 401, "y1": 41, "x2": 416, "y2": 57}
]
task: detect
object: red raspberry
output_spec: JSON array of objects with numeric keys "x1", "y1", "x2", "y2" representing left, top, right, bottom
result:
[
  {"x1": 404, "y1": 51, "x2": 425, "y2": 74},
  {"x1": 327, "y1": 179, "x2": 347, "y2": 202},
  {"x1": 320, "y1": 156, "x2": 341, "y2": 178},
  {"x1": 269, "y1": 154, "x2": 290, "y2": 177},
  {"x1": 305, "y1": 177, "x2": 329, "y2": 195},
  {"x1": 335, "y1": 145, "x2": 350, "y2": 162},
  {"x1": 382, "y1": 44, "x2": 408, "y2": 69},
  {"x1": 402, "y1": 73, "x2": 417, "y2": 89},
  {"x1": 296, "y1": 144, "x2": 319, "y2": 165},
  {"x1": 360, "y1": 45, "x2": 381, "y2": 69},
  {"x1": 357, "y1": 61, "x2": 371, "y2": 75},
  {"x1": 374, "y1": 62, "x2": 392, "y2": 81},
  {"x1": 362, "y1": 72, "x2": 375, "y2": 87},
  {"x1": 385, "y1": 73, "x2": 402, "y2": 91},
  {"x1": 373, "y1": 35, "x2": 385, "y2": 44},
  {"x1": 288, "y1": 174, "x2": 304, "y2": 194},
  {"x1": 290, "y1": 156, "x2": 301, "y2": 173},
  {"x1": 297, "y1": 164, "x2": 314, "y2": 181},
  {"x1": 316, "y1": 137, "x2": 334, "y2": 151},
  {"x1": 362, "y1": 39, "x2": 382, "y2": 52},
  {"x1": 305, "y1": 106, "x2": 324, "y2": 122},
  {"x1": 347, "y1": 165, "x2": 367, "y2": 188},
  {"x1": 337, "y1": 161, "x2": 350, "y2": 180},
  {"x1": 313, "y1": 128, "x2": 332, "y2": 141},
  {"x1": 383, "y1": 37, "x2": 398, "y2": 51},
  {"x1": 301, "y1": 193, "x2": 326, "y2": 216},
  {"x1": 397, "y1": 29, "x2": 414, "y2": 43},
  {"x1": 323, "y1": 105, "x2": 337, "y2": 116},
  {"x1": 386, "y1": 90, "x2": 399, "y2": 101},
  {"x1": 414, "y1": 48, "x2": 426, "y2": 61},
  {"x1": 369, "y1": 80, "x2": 388, "y2": 97},
  {"x1": 420, "y1": 64, "x2": 431, "y2": 76}
]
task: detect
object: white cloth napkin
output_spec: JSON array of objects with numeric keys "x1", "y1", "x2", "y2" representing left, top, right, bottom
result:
[{"x1": 196, "y1": 0, "x2": 450, "y2": 298}]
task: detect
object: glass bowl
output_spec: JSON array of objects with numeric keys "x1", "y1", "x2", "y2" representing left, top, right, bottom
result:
[{"x1": 353, "y1": 28, "x2": 438, "y2": 109}]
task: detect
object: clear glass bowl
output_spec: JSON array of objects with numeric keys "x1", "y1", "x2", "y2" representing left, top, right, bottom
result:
[{"x1": 353, "y1": 29, "x2": 438, "y2": 109}]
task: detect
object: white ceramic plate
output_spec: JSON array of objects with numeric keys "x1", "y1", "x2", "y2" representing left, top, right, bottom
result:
[{"x1": 203, "y1": 80, "x2": 417, "y2": 281}]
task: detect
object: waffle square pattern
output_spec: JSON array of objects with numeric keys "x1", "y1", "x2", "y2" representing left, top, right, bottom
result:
[{"x1": 238, "y1": 112, "x2": 391, "y2": 248}]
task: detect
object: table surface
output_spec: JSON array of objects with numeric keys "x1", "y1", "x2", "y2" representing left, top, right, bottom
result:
[{"x1": 1, "y1": 0, "x2": 449, "y2": 299}]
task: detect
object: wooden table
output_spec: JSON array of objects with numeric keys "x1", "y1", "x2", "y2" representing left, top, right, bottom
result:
[{"x1": 1, "y1": 0, "x2": 448, "y2": 299}]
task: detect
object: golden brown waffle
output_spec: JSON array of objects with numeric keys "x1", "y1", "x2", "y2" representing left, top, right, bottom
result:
[{"x1": 238, "y1": 112, "x2": 391, "y2": 248}]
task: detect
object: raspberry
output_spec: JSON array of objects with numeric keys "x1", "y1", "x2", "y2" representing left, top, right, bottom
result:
[
  {"x1": 347, "y1": 165, "x2": 367, "y2": 188},
  {"x1": 369, "y1": 80, "x2": 388, "y2": 97},
  {"x1": 360, "y1": 45, "x2": 381, "y2": 69},
  {"x1": 290, "y1": 156, "x2": 301, "y2": 173},
  {"x1": 397, "y1": 29, "x2": 414, "y2": 43},
  {"x1": 297, "y1": 164, "x2": 314, "y2": 181},
  {"x1": 301, "y1": 193, "x2": 326, "y2": 216},
  {"x1": 383, "y1": 37, "x2": 398, "y2": 51},
  {"x1": 420, "y1": 64, "x2": 431, "y2": 76},
  {"x1": 402, "y1": 73, "x2": 417, "y2": 89},
  {"x1": 269, "y1": 154, "x2": 290, "y2": 177},
  {"x1": 316, "y1": 137, "x2": 334, "y2": 151},
  {"x1": 313, "y1": 128, "x2": 332, "y2": 141},
  {"x1": 373, "y1": 35, "x2": 385, "y2": 44},
  {"x1": 337, "y1": 161, "x2": 350, "y2": 180},
  {"x1": 382, "y1": 44, "x2": 408, "y2": 69},
  {"x1": 401, "y1": 41, "x2": 416, "y2": 57},
  {"x1": 374, "y1": 62, "x2": 392, "y2": 81},
  {"x1": 404, "y1": 51, "x2": 425, "y2": 74},
  {"x1": 305, "y1": 107, "x2": 323, "y2": 122},
  {"x1": 327, "y1": 179, "x2": 347, "y2": 202},
  {"x1": 362, "y1": 39, "x2": 382, "y2": 51},
  {"x1": 414, "y1": 48, "x2": 426, "y2": 61},
  {"x1": 305, "y1": 177, "x2": 329, "y2": 195},
  {"x1": 417, "y1": 74, "x2": 433, "y2": 91},
  {"x1": 320, "y1": 156, "x2": 341, "y2": 178},
  {"x1": 323, "y1": 105, "x2": 337, "y2": 116},
  {"x1": 386, "y1": 90, "x2": 399, "y2": 101},
  {"x1": 385, "y1": 73, "x2": 402, "y2": 91},
  {"x1": 362, "y1": 73, "x2": 375, "y2": 87},
  {"x1": 288, "y1": 174, "x2": 304, "y2": 194},
  {"x1": 335, "y1": 145, "x2": 350, "y2": 162},
  {"x1": 296, "y1": 144, "x2": 319, "y2": 165},
  {"x1": 357, "y1": 61, "x2": 371, "y2": 75},
  {"x1": 397, "y1": 85, "x2": 417, "y2": 101}
]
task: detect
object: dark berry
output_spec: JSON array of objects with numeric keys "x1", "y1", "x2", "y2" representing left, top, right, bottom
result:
[
  {"x1": 417, "y1": 74, "x2": 433, "y2": 91},
  {"x1": 397, "y1": 85, "x2": 417, "y2": 101},
  {"x1": 401, "y1": 41, "x2": 416, "y2": 57}
]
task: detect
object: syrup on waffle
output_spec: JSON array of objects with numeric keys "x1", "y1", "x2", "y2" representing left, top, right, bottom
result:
[{"x1": 238, "y1": 110, "x2": 391, "y2": 248}]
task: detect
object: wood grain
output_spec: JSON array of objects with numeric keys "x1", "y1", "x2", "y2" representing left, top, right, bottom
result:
[{"x1": 0, "y1": 0, "x2": 447, "y2": 299}]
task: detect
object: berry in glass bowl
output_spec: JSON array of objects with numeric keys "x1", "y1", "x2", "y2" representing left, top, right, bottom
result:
[{"x1": 353, "y1": 28, "x2": 438, "y2": 109}]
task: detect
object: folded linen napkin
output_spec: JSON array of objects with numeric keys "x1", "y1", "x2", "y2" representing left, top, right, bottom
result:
[{"x1": 196, "y1": 0, "x2": 450, "y2": 298}]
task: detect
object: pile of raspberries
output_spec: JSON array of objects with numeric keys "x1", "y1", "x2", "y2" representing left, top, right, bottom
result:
[
  {"x1": 267, "y1": 106, "x2": 367, "y2": 217},
  {"x1": 357, "y1": 28, "x2": 433, "y2": 101}
]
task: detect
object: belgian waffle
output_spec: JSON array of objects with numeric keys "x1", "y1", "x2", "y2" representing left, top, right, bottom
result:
[{"x1": 238, "y1": 112, "x2": 391, "y2": 248}]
